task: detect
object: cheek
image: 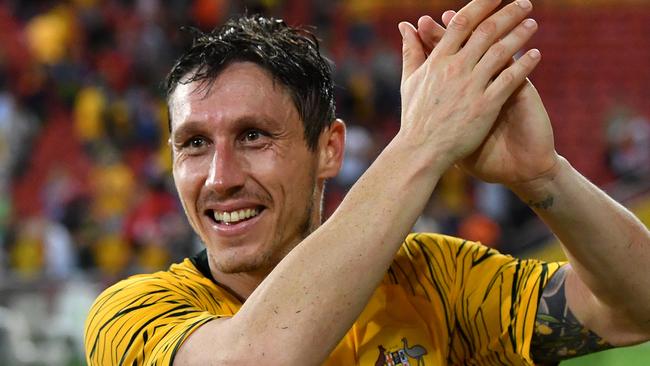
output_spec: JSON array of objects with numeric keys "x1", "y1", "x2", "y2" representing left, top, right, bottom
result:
[
  {"x1": 247, "y1": 147, "x2": 312, "y2": 182},
  {"x1": 173, "y1": 160, "x2": 206, "y2": 207},
  {"x1": 264, "y1": 152, "x2": 316, "y2": 199}
]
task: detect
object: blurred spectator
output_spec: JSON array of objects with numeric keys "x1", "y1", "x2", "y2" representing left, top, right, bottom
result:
[
  {"x1": 458, "y1": 213, "x2": 501, "y2": 248},
  {"x1": 192, "y1": 0, "x2": 227, "y2": 29},
  {"x1": 123, "y1": 177, "x2": 190, "y2": 272},
  {"x1": 93, "y1": 232, "x2": 130, "y2": 277},
  {"x1": 9, "y1": 216, "x2": 75, "y2": 280},
  {"x1": 474, "y1": 182, "x2": 510, "y2": 224},
  {"x1": 42, "y1": 166, "x2": 83, "y2": 222},
  {"x1": 337, "y1": 124, "x2": 372, "y2": 186},
  {"x1": 2, "y1": 1, "x2": 650, "y2": 363},
  {"x1": 605, "y1": 104, "x2": 650, "y2": 182},
  {"x1": 0, "y1": 91, "x2": 39, "y2": 182},
  {"x1": 73, "y1": 84, "x2": 107, "y2": 149},
  {"x1": 25, "y1": 4, "x2": 73, "y2": 66},
  {"x1": 89, "y1": 146, "x2": 135, "y2": 224}
]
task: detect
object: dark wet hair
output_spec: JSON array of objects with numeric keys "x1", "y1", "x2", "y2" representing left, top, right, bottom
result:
[{"x1": 164, "y1": 15, "x2": 336, "y2": 150}]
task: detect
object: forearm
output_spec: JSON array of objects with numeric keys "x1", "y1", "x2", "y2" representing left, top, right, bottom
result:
[
  {"x1": 511, "y1": 156, "x2": 650, "y2": 329},
  {"x1": 190, "y1": 135, "x2": 446, "y2": 365},
  {"x1": 176, "y1": 1, "x2": 543, "y2": 361}
]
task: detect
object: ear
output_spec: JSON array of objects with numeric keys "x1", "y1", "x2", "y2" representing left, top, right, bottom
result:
[{"x1": 316, "y1": 118, "x2": 346, "y2": 180}]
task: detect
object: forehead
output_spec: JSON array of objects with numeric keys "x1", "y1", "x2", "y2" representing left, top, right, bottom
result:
[{"x1": 169, "y1": 62, "x2": 299, "y2": 130}]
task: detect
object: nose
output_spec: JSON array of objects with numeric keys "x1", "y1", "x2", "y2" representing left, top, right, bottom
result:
[{"x1": 205, "y1": 142, "x2": 246, "y2": 195}]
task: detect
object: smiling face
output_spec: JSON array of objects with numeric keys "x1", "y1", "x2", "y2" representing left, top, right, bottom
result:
[{"x1": 169, "y1": 62, "x2": 341, "y2": 276}]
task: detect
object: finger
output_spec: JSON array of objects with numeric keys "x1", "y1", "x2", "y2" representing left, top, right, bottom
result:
[
  {"x1": 442, "y1": 10, "x2": 455, "y2": 27},
  {"x1": 416, "y1": 16, "x2": 446, "y2": 55},
  {"x1": 474, "y1": 18, "x2": 538, "y2": 85},
  {"x1": 434, "y1": 0, "x2": 502, "y2": 56},
  {"x1": 485, "y1": 48, "x2": 541, "y2": 104},
  {"x1": 399, "y1": 21, "x2": 426, "y2": 80},
  {"x1": 460, "y1": 0, "x2": 533, "y2": 64}
]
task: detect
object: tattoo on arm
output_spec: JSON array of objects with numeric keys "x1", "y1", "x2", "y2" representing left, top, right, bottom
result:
[
  {"x1": 528, "y1": 195, "x2": 554, "y2": 210},
  {"x1": 531, "y1": 265, "x2": 613, "y2": 364}
]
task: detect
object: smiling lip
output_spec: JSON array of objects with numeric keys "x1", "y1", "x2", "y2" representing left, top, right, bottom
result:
[{"x1": 204, "y1": 206, "x2": 266, "y2": 237}]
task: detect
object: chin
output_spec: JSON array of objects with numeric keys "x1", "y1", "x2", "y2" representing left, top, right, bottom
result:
[{"x1": 210, "y1": 247, "x2": 278, "y2": 274}]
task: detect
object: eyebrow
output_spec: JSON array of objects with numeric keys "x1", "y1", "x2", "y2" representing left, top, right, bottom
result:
[
  {"x1": 171, "y1": 120, "x2": 206, "y2": 142},
  {"x1": 171, "y1": 114, "x2": 282, "y2": 142},
  {"x1": 234, "y1": 115, "x2": 280, "y2": 130}
]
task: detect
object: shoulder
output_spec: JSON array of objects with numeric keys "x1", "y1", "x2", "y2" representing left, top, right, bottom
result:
[
  {"x1": 386, "y1": 233, "x2": 469, "y2": 301},
  {"x1": 402, "y1": 232, "x2": 558, "y2": 273},
  {"x1": 84, "y1": 258, "x2": 236, "y2": 365},
  {"x1": 90, "y1": 258, "x2": 219, "y2": 310},
  {"x1": 398, "y1": 232, "x2": 468, "y2": 259},
  {"x1": 395, "y1": 233, "x2": 563, "y2": 300},
  {"x1": 85, "y1": 258, "x2": 232, "y2": 324},
  {"x1": 396, "y1": 232, "x2": 490, "y2": 269},
  {"x1": 393, "y1": 232, "x2": 517, "y2": 286}
]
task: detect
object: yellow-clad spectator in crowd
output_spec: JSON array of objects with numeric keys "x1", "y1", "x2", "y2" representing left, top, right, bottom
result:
[
  {"x1": 89, "y1": 150, "x2": 135, "y2": 221},
  {"x1": 25, "y1": 5, "x2": 74, "y2": 65},
  {"x1": 74, "y1": 86, "x2": 107, "y2": 146}
]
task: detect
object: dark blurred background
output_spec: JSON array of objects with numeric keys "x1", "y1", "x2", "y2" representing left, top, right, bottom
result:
[{"x1": 0, "y1": 0, "x2": 648, "y2": 364}]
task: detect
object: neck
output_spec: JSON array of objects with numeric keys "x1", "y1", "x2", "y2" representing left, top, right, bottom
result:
[{"x1": 211, "y1": 268, "x2": 269, "y2": 302}]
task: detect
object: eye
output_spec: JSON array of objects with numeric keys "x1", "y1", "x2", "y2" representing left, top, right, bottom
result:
[
  {"x1": 180, "y1": 136, "x2": 209, "y2": 154},
  {"x1": 240, "y1": 129, "x2": 270, "y2": 145},
  {"x1": 188, "y1": 136, "x2": 206, "y2": 148},
  {"x1": 243, "y1": 130, "x2": 262, "y2": 142}
]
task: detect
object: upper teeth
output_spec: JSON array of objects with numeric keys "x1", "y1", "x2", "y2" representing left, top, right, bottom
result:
[{"x1": 214, "y1": 208, "x2": 260, "y2": 224}]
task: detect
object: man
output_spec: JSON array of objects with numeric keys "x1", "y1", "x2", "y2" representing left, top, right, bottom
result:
[{"x1": 84, "y1": 0, "x2": 650, "y2": 365}]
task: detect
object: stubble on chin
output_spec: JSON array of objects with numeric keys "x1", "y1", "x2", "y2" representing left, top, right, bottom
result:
[
  {"x1": 207, "y1": 198, "x2": 316, "y2": 275},
  {"x1": 211, "y1": 249, "x2": 276, "y2": 274},
  {"x1": 205, "y1": 170, "x2": 320, "y2": 275}
]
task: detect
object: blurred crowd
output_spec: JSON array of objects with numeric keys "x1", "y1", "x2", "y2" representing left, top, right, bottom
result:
[
  {"x1": 1, "y1": 0, "x2": 649, "y2": 284},
  {"x1": 0, "y1": 0, "x2": 519, "y2": 286},
  {"x1": 0, "y1": 0, "x2": 649, "y2": 364},
  {"x1": 1, "y1": 0, "x2": 204, "y2": 284}
]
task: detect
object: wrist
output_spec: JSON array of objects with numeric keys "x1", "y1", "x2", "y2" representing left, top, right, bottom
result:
[
  {"x1": 509, "y1": 154, "x2": 569, "y2": 206},
  {"x1": 392, "y1": 129, "x2": 455, "y2": 179}
]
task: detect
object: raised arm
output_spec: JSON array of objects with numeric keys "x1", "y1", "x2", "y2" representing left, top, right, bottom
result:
[
  {"x1": 173, "y1": 1, "x2": 541, "y2": 364},
  {"x1": 513, "y1": 157, "x2": 650, "y2": 357},
  {"x1": 422, "y1": 6, "x2": 650, "y2": 363}
]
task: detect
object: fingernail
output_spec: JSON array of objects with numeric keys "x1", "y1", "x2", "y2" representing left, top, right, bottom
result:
[
  {"x1": 523, "y1": 19, "x2": 537, "y2": 29},
  {"x1": 517, "y1": 0, "x2": 532, "y2": 9},
  {"x1": 398, "y1": 23, "x2": 406, "y2": 38},
  {"x1": 529, "y1": 49, "x2": 541, "y2": 59}
]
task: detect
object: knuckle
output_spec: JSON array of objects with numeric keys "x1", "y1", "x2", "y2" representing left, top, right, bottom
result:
[
  {"x1": 500, "y1": 69, "x2": 516, "y2": 84},
  {"x1": 449, "y1": 14, "x2": 469, "y2": 30},
  {"x1": 476, "y1": 20, "x2": 497, "y2": 39},
  {"x1": 489, "y1": 42, "x2": 508, "y2": 59}
]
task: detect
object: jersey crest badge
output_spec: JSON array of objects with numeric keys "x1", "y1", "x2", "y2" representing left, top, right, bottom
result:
[{"x1": 374, "y1": 337, "x2": 428, "y2": 366}]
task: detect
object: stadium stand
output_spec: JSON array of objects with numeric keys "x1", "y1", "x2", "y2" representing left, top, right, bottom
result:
[{"x1": 0, "y1": 1, "x2": 648, "y2": 364}]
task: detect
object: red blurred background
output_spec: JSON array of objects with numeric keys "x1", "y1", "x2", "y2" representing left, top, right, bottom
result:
[{"x1": 0, "y1": 0, "x2": 648, "y2": 364}]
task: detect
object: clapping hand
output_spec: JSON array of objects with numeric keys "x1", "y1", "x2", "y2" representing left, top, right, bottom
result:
[
  {"x1": 398, "y1": 0, "x2": 546, "y2": 179},
  {"x1": 410, "y1": 1, "x2": 560, "y2": 187}
]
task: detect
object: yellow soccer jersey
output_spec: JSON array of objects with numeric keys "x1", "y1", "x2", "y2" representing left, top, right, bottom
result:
[{"x1": 84, "y1": 233, "x2": 564, "y2": 365}]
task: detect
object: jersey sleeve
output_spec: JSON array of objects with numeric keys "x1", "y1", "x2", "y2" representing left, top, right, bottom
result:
[
  {"x1": 84, "y1": 273, "x2": 224, "y2": 366},
  {"x1": 449, "y1": 238, "x2": 564, "y2": 364}
]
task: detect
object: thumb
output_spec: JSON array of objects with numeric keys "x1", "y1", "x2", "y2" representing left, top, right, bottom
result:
[{"x1": 399, "y1": 21, "x2": 426, "y2": 81}]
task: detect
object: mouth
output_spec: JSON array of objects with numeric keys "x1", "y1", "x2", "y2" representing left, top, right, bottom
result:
[{"x1": 205, "y1": 206, "x2": 266, "y2": 226}]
